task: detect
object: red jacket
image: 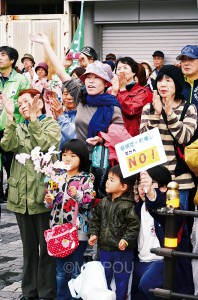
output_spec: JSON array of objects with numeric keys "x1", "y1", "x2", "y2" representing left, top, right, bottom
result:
[{"x1": 117, "y1": 83, "x2": 152, "y2": 137}]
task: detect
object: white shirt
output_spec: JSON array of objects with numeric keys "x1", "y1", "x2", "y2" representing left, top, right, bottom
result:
[{"x1": 138, "y1": 202, "x2": 163, "y2": 262}]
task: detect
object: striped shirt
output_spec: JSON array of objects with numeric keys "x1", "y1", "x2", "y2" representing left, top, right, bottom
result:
[{"x1": 140, "y1": 101, "x2": 197, "y2": 189}]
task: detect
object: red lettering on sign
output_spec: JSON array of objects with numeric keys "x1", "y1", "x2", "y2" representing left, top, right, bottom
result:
[
  {"x1": 128, "y1": 157, "x2": 137, "y2": 168},
  {"x1": 139, "y1": 153, "x2": 146, "y2": 164}
]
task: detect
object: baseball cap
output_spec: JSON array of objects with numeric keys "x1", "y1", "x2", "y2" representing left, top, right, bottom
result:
[
  {"x1": 152, "y1": 50, "x2": 164, "y2": 58},
  {"x1": 80, "y1": 46, "x2": 98, "y2": 60},
  {"x1": 21, "y1": 53, "x2": 35, "y2": 64},
  {"x1": 176, "y1": 45, "x2": 198, "y2": 60}
]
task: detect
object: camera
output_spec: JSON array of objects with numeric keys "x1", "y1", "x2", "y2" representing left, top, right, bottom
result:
[{"x1": 67, "y1": 52, "x2": 81, "y2": 60}]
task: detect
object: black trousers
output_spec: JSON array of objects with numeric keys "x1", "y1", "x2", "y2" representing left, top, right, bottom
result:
[{"x1": 15, "y1": 211, "x2": 56, "y2": 298}]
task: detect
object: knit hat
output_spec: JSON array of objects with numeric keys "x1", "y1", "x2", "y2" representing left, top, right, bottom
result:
[
  {"x1": 35, "y1": 62, "x2": 49, "y2": 75},
  {"x1": 176, "y1": 45, "x2": 198, "y2": 60},
  {"x1": 21, "y1": 53, "x2": 35, "y2": 65},
  {"x1": 80, "y1": 46, "x2": 98, "y2": 60},
  {"x1": 62, "y1": 78, "x2": 82, "y2": 105},
  {"x1": 156, "y1": 64, "x2": 185, "y2": 96},
  {"x1": 152, "y1": 50, "x2": 164, "y2": 58},
  {"x1": 80, "y1": 60, "x2": 112, "y2": 87}
]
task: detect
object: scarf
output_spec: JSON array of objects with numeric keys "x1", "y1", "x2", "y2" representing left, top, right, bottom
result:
[
  {"x1": 24, "y1": 114, "x2": 46, "y2": 126},
  {"x1": 86, "y1": 94, "x2": 121, "y2": 138}
]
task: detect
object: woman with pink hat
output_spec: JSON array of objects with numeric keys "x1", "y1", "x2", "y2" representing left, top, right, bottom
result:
[
  {"x1": 31, "y1": 62, "x2": 53, "y2": 115},
  {"x1": 29, "y1": 33, "x2": 124, "y2": 155},
  {"x1": 32, "y1": 62, "x2": 62, "y2": 117}
]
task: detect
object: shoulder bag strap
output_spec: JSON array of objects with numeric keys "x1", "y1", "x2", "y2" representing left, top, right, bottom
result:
[
  {"x1": 161, "y1": 102, "x2": 191, "y2": 143},
  {"x1": 61, "y1": 180, "x2": 79, "y2": 226}
]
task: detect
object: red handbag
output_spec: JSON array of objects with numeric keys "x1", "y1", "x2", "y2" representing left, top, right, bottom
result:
[{"x1": 44, "y1": 202, "x2": 79, "y2": 258}]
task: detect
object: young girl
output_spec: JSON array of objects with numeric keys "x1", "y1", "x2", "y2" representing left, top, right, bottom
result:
[{"x1": 44, "y1": 139, "x2": 96, "y2": 300}]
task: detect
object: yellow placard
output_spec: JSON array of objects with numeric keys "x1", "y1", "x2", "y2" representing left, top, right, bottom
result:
[{"x1": 127, "y1": 146, "x2": 160, "y2": 172}]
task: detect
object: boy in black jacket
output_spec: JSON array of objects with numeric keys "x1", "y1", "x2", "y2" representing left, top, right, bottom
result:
[{"x1": 88, "y1": 165, "x2": 140, "y2": 300}]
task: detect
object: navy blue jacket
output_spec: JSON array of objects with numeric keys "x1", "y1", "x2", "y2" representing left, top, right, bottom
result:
[{"x1": 135, "y1": 189, "x2": 194, "y2": 294}]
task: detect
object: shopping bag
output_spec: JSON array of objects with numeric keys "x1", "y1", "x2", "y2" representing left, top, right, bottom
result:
[{"x1": 68, "y1": 261, "x2": 116, "y2": 300}]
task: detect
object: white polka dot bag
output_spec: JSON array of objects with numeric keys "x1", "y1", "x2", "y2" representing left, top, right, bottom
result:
[{"x1": 44, "y1": 202, "x2": 79, "y2": 258}]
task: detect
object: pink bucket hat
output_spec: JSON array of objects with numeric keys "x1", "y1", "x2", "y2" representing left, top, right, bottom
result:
[
  {"x1": 80, "y1": 60, "x2": 112, "y2": 87},
  {"x1": 35, "y1": 62, "x2": 49, "y2": 75}
]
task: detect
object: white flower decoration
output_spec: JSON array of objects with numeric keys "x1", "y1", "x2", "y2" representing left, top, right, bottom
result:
[
  {"x1": 31, "y1": 146, "x2": 42, "y2": 161},
  {"x1": 15, "y1": 153, "x2": 31, "y2": 165}
]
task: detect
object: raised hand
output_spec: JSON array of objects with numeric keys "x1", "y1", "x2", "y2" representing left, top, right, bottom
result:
[
  {"x1": 28, "y1": 94, "x2": 40, "y2": 121},
  {"x1": 163, "y1": 93, "x2": 173, "y2": 116},
  {"x1": 50, "y1": 97, "x2": 63, "y2": 120},
  {"x1": 117, "y1": 72, "x2": 127, "y2": 90},
  {"x1": 29, "y1": 32, "x2": 49, "y2": 45},
  {"x1": 140, "y1": 171, "x2": 153, "y2": 194},
  {"x1": 152, "y1": 90, "x2": 162, "y2": 115},
  {"x1": 0, "y1": 93, "x2": 14, "y2": 121}
]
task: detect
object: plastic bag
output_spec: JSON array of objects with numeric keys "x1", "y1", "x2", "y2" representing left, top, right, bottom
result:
[{"x1": 68, "y1": 261, "x2": 116, "y2": 300}]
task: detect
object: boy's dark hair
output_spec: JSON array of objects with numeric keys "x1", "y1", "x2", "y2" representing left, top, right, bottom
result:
[
  {"x1": 147, "y1": 165, "x2": 172, "y2": 188},
  {"x1": 0, "y1": 46, "x2": 19, "y2": 68},
  {"x1": 115, "y1": 56, "x2": 139, "y2": 76},
  {"x1": 61, "y1": 139, "x2": 89, "y2": 172},
  {"x1": 109, "y1": 164, "x2": 136, "y2": 192}
]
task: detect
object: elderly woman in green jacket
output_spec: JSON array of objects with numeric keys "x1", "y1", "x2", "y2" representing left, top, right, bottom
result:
[{"x1": 0, "y1": 89, "x2": 61, "y2": 300}]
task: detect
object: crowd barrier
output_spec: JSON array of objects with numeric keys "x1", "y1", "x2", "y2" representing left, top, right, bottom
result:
[{"x1": 149, "y1": 182, "x2": 198, "y2": 300}]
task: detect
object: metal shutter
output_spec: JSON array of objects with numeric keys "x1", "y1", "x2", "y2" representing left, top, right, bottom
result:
[{"x1": 102, "y1": 24, "x2": 198, "y2": 66}]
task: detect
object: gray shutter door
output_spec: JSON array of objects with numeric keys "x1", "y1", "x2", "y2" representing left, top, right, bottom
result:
[{"x1": 102, "y1": 24, "x2": 198, "y2": 66}]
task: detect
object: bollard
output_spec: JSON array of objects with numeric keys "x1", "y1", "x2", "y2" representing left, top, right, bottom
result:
[{"x1": 163, "y1": 181, "x2": 180, "y2": 292}]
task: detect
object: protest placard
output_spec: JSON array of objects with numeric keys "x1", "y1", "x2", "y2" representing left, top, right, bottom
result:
[{"x1": 115, "y1": 128, "x2": 167, "y2": 178}]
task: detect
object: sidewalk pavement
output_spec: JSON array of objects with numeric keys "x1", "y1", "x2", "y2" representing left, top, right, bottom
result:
[{"x1": 0, "y1": 203, "x2": 23, "y2": 300}]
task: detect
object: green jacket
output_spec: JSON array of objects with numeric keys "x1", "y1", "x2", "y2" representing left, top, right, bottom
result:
[
  {"x1": 0, "y1": 69, "x2": 30, "y2": 131},
  {"x1": 89, "y1": 193, "x2": 140, "y2": 251},
  {"x1": 0, "y1": 117, "x2": 61, "y2": 215}
]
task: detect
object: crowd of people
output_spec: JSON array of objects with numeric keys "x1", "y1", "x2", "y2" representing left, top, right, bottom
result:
[{"x1": 0, "y1": 35, "x2": 198, "y2": 300}]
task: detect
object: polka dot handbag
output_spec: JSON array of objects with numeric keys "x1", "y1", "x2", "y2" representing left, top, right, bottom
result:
[{"x1": 44, "y1": 203, "x2": 79, "y2": 258}]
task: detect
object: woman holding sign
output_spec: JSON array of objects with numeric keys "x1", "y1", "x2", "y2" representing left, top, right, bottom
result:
[{"x1": 140, "y1": 65, "x2": 197, "y2": 210}]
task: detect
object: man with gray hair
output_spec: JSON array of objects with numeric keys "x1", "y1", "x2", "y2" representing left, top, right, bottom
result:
[{"x1": 176, "y1": 45, "x2": 198, "y2": 108}]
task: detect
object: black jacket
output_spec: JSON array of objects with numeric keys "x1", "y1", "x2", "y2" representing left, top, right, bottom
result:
[{"x1": 89, "y1": 193, "x2": 140, "y2": 251}]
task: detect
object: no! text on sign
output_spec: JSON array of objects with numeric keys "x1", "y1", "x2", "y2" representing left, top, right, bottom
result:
[{"x1": 115, "y1": 128, "x2": 167, "y2": 178}]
